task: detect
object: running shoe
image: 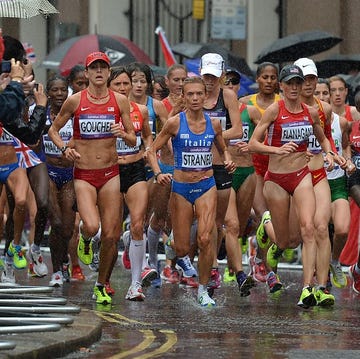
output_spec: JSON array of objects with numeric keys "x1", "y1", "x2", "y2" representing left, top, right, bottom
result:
[
  {"x1": 151, "y1": 261, "x2": 162, "y2": 288},
  {"x1": 0, "y1": 256, "x2": 4, "y2": 271},
  {"x1": 1, "y1": 262, "x2": 15, "y2": 284},
  {"x1": 297, "y1": 286, "x2": 317, "y2": 308},
  {"x1": 93, "y1": 284, "x2": 112, "y2": 305},
  {"x1": 349, "y1": 264, "x2": 360, "y2": 294},
  {"x1": 329, "y1": 262, "x2": 347, "y2": 288},
  {"x1": 256, "y1": 210, "x2": 271, "y2": 249},
  {"x1": 266, "y1": 243, "x2": 284, "y2": 269},
  {"x1": 49, "y1": 271, "x2": 64, "y2": 287},
  {"x1": 198, "y1": 290, "x2": 216, "y2": 307},
  {"x1": 208, "y1": 268, "x2": 221, "y2": 290},
  {"x1": 89, "y1": 237, "x2": 100, "y2": 271},
  {"x1": 160, "y1": 265, "x2": 180, "y2": 284},
  {"x1": 29, "y1": 245, "x2": 48, "y2": 277},
  {"x1": 77, "y1": 232, "x2": 93, "y2": 265},
  {"x1": 248, "y1": 255, "x2": 268, "y2": 283},
  {"x1": 105, "y1": 282, "x2": 115, "y2": 296},
  {"x1": 141, "y1": 267, "x2": 158, "y2": 287},
  {"x1": 236, "y1": 271, "x2": 255, "y2": 297},
  {"x1": 239, "y1": 237, "x2": 249, "y2": 256},
  {"x1": 266, "y1": 271, "x2": 283, "y2": 293},
  {"x1": 282, "y1": 248, "x2": 296, "y2": 263},
  {"x1": 176, "y1": 255, "x2": 198, "y2": 278},
  {"x1": 164, "y1": 236, "x2": 176, "y2": 260},
  {"x1": 62, "y1": 262, "x2": 71, "y2": 283},
  {"x1": 89, "y1": 250, "x2": 100, "y2": 272},
  {"x1": 223, "y1": 267, "x2": 236, "y2": 283},
  {"x1": 125, "y1": 281, "x2": 145, "y2": 301},
  {"x1": 180, "y1": 276, "x2": 199, "y2": 288},
  {"x1": 122, "y1": 230, "x2": 131, "y2": 270},
  {"x1": 314, "y1": 287, "x2": 335, "y2": 307},
  {"x1": 28, "y1": 262, "x2": 36, "y2": 277},
  {"x1": 7, "y1": 242, "x2": 27, "y2": 269},
  {"x1": 71, "y1": 265, "x2": 85, "y2": 280}
]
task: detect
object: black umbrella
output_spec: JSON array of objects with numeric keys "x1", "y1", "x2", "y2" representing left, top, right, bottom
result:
[
  {"x1": 172, "y1": 41, "x2": 254, "y2": 78},
  {"x1": 316, "y1": 54, "x2": 360, "y2": 78},
  {"x1": 41, "y1": 34, "x2": 153, "y2": 76},
  {"x1": 254, "y1": 30, "x2": 342, "y2": 64}
]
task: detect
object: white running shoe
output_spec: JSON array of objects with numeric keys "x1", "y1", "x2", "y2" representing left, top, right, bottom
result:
[
  {"x1": 198, "y1": 290, "x2": 216, "y2": 307},
  {"x1": 125, "y1": 282, "x2": 145, "y2": 301},
  {"x1": 49, "y1": 271, "x2": 64, "y2": 287},
  {"x1": 30, "y1": 245, "x2": 48, "y2": 277},
  {"x1": 1, "y1": 262, "x2": 16, "y2": 285}
]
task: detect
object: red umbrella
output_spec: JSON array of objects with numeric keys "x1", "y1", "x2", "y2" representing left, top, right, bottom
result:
[{"x1": 42, "y1": 34, "x2": 153, "y2": 76}]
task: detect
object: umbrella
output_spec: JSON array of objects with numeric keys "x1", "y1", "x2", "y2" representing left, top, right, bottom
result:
[
  {"x1": 316, "y1": 54, "x2": 360, "y2": 78},
  {"x1": 42, "y1": 34, "x2": 153, "y2": 76},
  {"x1": 254, "y1": 30, "x2": 342, "y2": 64},
  {"x1": 0, "y1": 0, "x2": 59, "y2": 18},
  {"x1": 172, "y1": 41, "x2": 253, "y2": 78}
]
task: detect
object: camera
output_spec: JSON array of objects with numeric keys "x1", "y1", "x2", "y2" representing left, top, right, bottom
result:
[
  {"x1": 34, "y1": 83, "x2": 39, "y2": 91},
  {"x1": 1, "y1": 60, "x2": 11, "y2": 73}
]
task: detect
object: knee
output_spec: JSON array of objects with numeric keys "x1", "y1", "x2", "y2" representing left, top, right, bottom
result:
[
  {"x1": 315, "y1": 222, "x2": 329, "y2": 242},
  {"x1": 224, "y1": 217, "x2": 238, "y2": 236},
  {"x1": 14, "y1": 197, "x2": 27, "y2": 210},
  {"x1": 197, "y1": 231, "x2": 212, "y2": 250},
  {"x1": 82, "y1": 222, "x2": 100, "y2": 238},
  {"x1": 300, "y1": 222, "x2": 315, "y2": 243}
]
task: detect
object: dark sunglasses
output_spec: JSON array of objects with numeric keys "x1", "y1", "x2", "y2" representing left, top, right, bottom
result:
[{"x1": 224, "y1": 78, "x2": 240, "y2": 85}]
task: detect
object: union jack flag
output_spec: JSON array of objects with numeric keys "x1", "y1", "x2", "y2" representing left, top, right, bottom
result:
[
  {"x1": 12, "y1": 134, "x2": 42, "y2": 168},
  {"x1": 22, "y1": 42, "x2": 36, "y2": 64}
]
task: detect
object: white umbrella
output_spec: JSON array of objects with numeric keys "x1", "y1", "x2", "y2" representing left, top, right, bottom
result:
[{"x1": 0, "y1": 0, "x2": 59, "y2": 18}]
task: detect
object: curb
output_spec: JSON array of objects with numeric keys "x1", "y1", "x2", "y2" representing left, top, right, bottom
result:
[{"x1": 0, "y1": 309, "x2": 102, "y2": 359}]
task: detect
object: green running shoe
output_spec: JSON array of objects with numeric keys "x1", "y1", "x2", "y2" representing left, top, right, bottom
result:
[
  {"x1": 314, "y1": 287, "x2": 335, "y2": 307},
  {"x1": 282, "y1": 248, "x2": 296, "y2": 263},
  {"x1": 266, "y1": 243, "x2": 283, "y2": 269},
  {"x1": 7, "y1": 242, "x2": 27, "y2": 269},
  {"x1": 297, "y1": 286, "x2": 317, "y2": 308},
  {"x1": 223, "y1": 267, "x2": 236, "y2": 283},
  {"x1": 93, "y1": 285, "x2": 112, "y2": 305},
  {"x1": 256, "y1": 210, "x2": 271, "y2": 249},
  {"x1": 77, "y1": 233, "x2": 93, "y2": 265}
]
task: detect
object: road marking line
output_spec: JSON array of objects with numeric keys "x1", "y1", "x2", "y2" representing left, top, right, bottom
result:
[
  {"x1": 96, "y1": 311, "x2": 149, "y2": 325},
  {"x1": 95, "y1": 312, "x2": 119, "y2": 324},
  {"x1": 107, "y1": 329, "x2": 155, "y2": 359},
  {"x1": 134, "y1": 330, "x2": 178, "y2": 359}
]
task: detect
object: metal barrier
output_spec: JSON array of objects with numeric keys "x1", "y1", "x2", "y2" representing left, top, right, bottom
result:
[
  {"x1": 0, "y1": 286, "x2": 54, "y2": 294},
  {"x1": 0, "y1": 297, "x2": 67, "y2": 305},
  {"x1": 0, "y1": 316, "x2": 74, "y2": 325},
  {"x1": 0, "y1": 341, "x2": 16, "y2": 350},
  {"x1": 0, "y1": 284, "x2": 82, "y2": 351},
  {"x1": 0, "y1": 323, "x2": 61, "y2": 334},
  {"x1": 0, "y1": 305, "x2": 81, "y2": 314}
]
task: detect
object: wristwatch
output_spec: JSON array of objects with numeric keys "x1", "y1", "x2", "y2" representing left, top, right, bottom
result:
[
  {"x1": 60, "y1": 145, "x2": 69, "y2": 154},
  {"x1": 154, "y1": 172, "x2": 162, "y2": 181}
]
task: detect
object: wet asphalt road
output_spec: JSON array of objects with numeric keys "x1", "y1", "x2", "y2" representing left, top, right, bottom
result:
[{"x1": 8, "y1": 254, "x2": 360, "y2": 359}]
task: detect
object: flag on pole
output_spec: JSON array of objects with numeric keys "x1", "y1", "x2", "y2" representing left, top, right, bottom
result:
[{"x1": 155, "y1": 26, "x2": 177, "y2": 67}]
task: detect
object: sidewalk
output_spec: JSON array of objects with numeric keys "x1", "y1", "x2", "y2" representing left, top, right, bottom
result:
[{"x1": 0, "y1": 307, "x2": 102, "y2": 359}]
